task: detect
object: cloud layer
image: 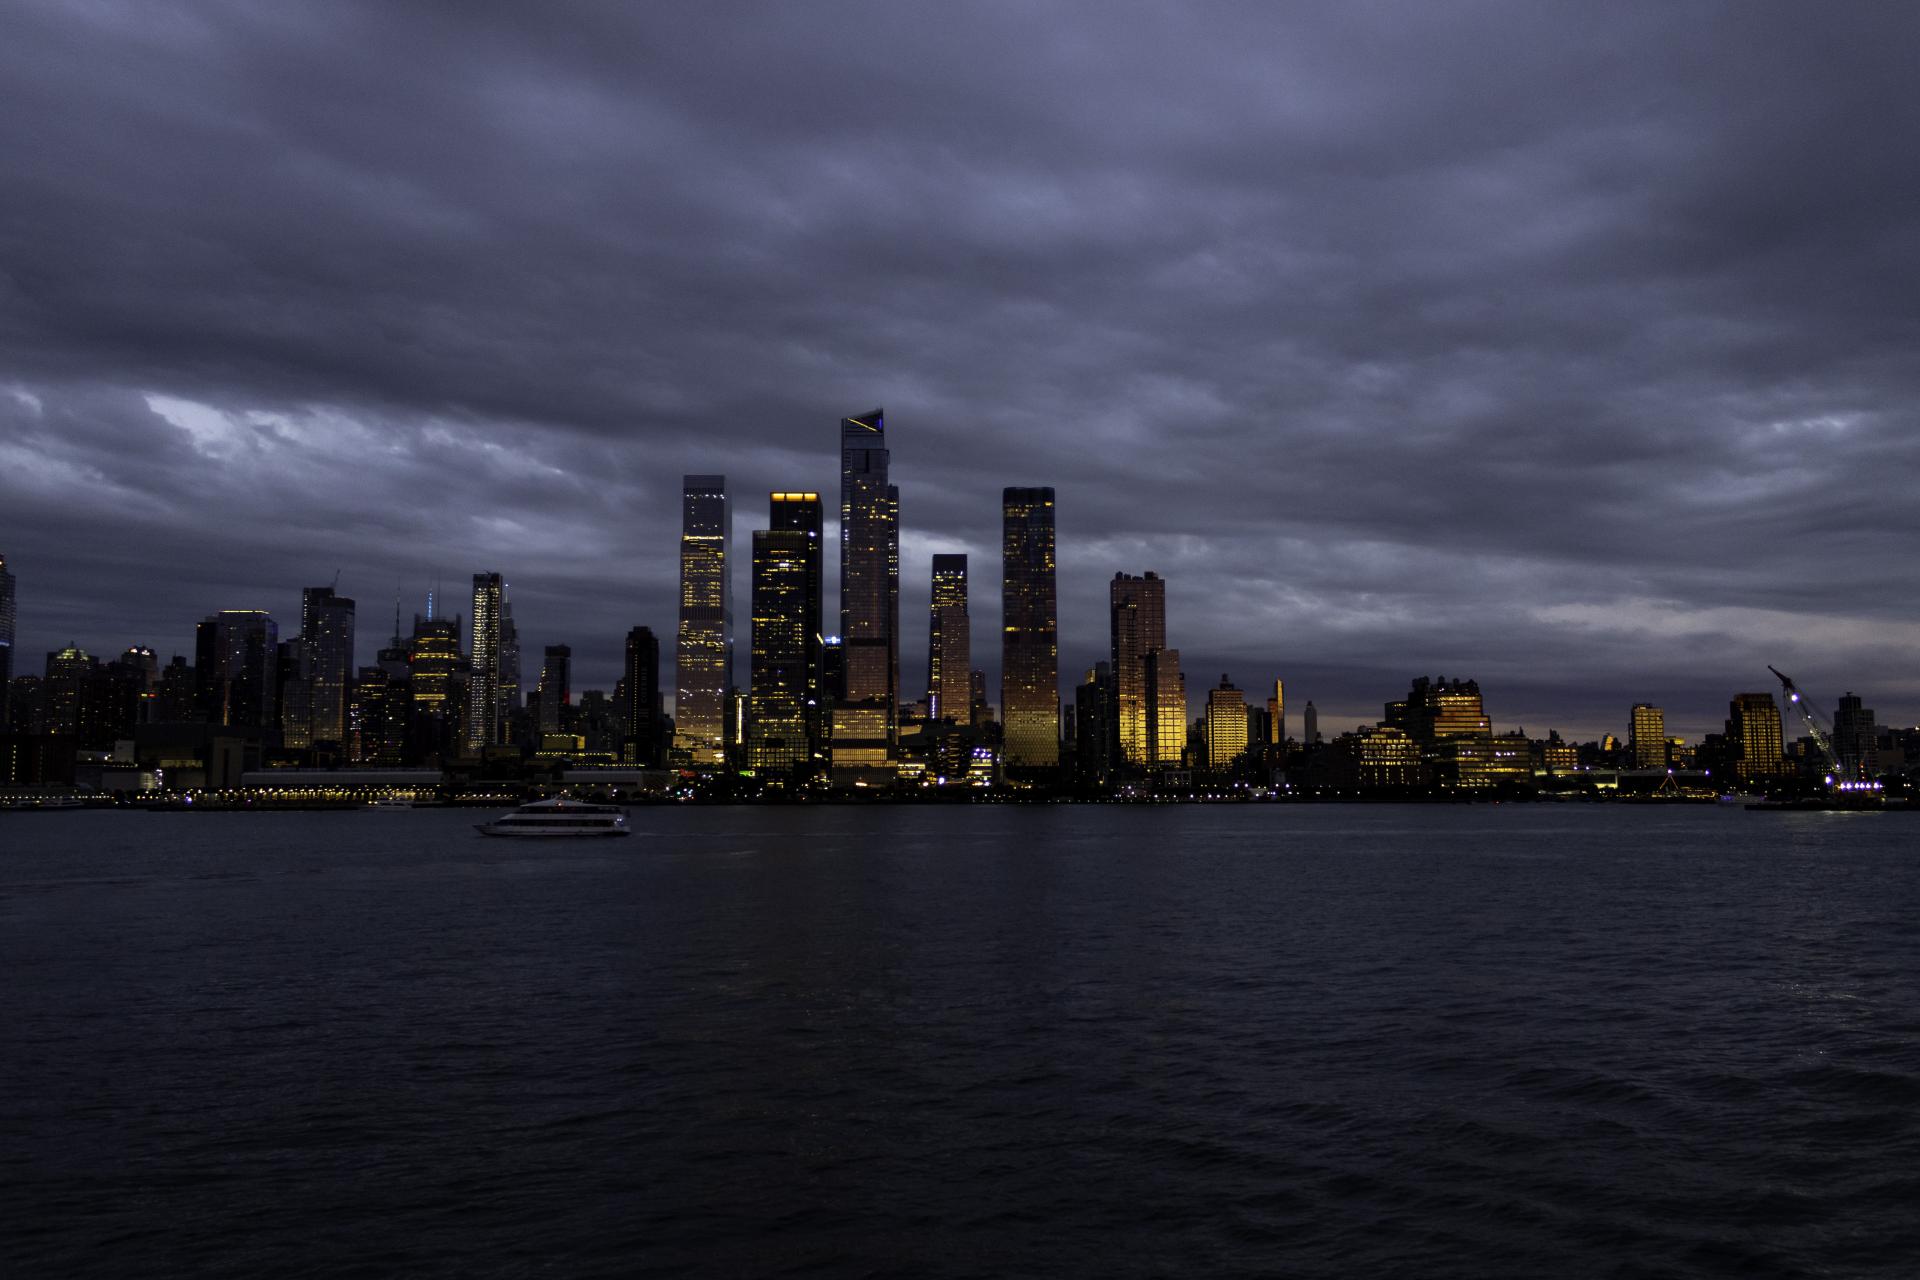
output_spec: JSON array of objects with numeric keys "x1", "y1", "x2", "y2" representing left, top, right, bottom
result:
[{"x1": 4, "y1": 1, "x2": 1918, "y2": 741}]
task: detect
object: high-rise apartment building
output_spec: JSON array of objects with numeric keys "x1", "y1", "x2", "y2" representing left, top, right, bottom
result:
[
  {"x1": 624, "y1": 626, "x2": 662, "y2": 767},
  {"x1": 1109, "y1": 572, "x2": 1167, "y2": 767},
  {"x1": 839, "y1": 411, "x2": 899, "y2": 754},
  {"x1": 750, "y1": 492, "x2": 824, "y2": 777},
  {"x1": 1832, "y1": 692, "x2": 1878, "y2": 779},
  {"x1": 1001, "y1": 487, "x2": 1059, "y2": 769},
  {"x1": 1629, "y1": 702, "x2": 1667, "y2": 769},
  {"x1": 1205, "y1": 675, "x2": 1247, "y2": 771},
  {"x1": 300, "y1": 586, "x2": 356, "y2": 748},
  {"x1": 675, "y1": 475, "x2": 732, "y2": 765},
  {"x1": 194, "y1": 610, "x2": 279, "y2": 731},
  {"x1": 1727, "y1": 692, "x2": 1786, "y2": 781},
  {"x1": 466, "y1": 572, "x2": 504, "y2": 752},
  {"x1": 927, "y1": 554, "x2": 970, "y2": 724}
]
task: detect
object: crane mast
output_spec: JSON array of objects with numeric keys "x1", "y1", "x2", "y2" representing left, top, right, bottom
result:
[{"x1": 1766, "y1": 665, "x2": 1843, "y2": 781}]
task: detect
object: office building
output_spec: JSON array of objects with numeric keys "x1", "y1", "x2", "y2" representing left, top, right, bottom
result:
[
  {"x1": 536, "y1": 644, "x2": 571, "y2": 736},
  {"x1": 406, "y1": 613, "x2": 464, "y2": 764},
  {"x1": 1073, "y1": 663, "x2": 1114, "y2": 785},
  {"x1": 194, "y1": 610, "x2": 279, "y2": 731},
  {"x1": 675, "y1": 475, "x2": 732, "y2": 765},
  {"x1": 1832, "y1": 692, "x2": 1878, "y2": 779},
  {"x1": 1109, "y1": 572, "x2": 1167, "y2": 767},
  {"x1": 750, "y1": 492, "x2": 824, "y2": 777},
  {"x1": 498, "y1": 589, "x2": 521, "y2": 735},
  {"x1": 1267, "y1": 679, "x2": 1284, "y2": 745},
  {"x1": 839, "y1": 411, "x2": 899, "y2": 752},
  {"x1": 1727, "y1": 692, "x2": 1786, "y2": 781},
  {"x1": 1303, "y1": 700, "x2": 1319, "y2": 745},
  {"x1": 1145, "y1": 648, "x2": 1186, "y2": 766},
  {"x1": 1629, "y1": 702, "x2": 1666, "y2": 769},
  {"x1": 1001, "y1": 487, "x2": 1059, "y2": 768},
  {"x1": 300, "y1": 586, "x2": 356, "y2": 748},
  {"x1": 465, "y1": 572, "x2": 504, "y2": 752},
  {"x1": 927, "y1": 554, "x2": 970, "y2": 724},
  {"x1": 1205, "y1": 675, "x2": 1247, "y2": 772},
  {"x1": 624, "y1": 626, "x2": 662, "y2": 767}
]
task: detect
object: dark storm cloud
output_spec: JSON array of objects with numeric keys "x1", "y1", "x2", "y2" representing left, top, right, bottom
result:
[{"x1": 3, "y1": 0, "x2": 1918, "y2": 739}]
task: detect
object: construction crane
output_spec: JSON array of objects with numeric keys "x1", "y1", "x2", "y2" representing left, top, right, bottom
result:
[{"x1": 1767, "y1": 665, "x2": 1844, "y2": 784}]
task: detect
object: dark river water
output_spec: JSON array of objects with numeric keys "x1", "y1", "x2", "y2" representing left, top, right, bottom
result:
[{"x1": 3, "y1": 804, "x2": 1918, "y2": 1277}]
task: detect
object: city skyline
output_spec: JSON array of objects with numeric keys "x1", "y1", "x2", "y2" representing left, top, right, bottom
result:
[{"x1": 3, "y1": 5, "x2": 1919, "y2": 744}]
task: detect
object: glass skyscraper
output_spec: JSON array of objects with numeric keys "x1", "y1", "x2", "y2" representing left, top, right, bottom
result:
[
  {"x1": 1108, "y1": 571, "x2": 1167, "y2": 768},
  {"x1": 927, "y1": 553, "x2": 970, "y2": 724},
  {"x1": 466, "y1": 572, "x2": 503, "y2": 753},
  {"x1": 193, "y1": 609, "x2": 279, "y2": 731},
  {"x1": 300, "y1": 585, "x2": 356, "y2": 749},
  {"x1": 750, "y1": 492, "x2": 823, "y2": 777},
  {"x1": 624, "y1": 625, "x2": 662, "y2": 767},
  {"x1": 1000, "y1": 487, "x2": 1059, "y2": 769},
  {"x1": 837, "y1": 410, "x2": 899, "y2": 769},
  {"x1": 675, "y1": 475, "x2": 731, "y2": 765}
]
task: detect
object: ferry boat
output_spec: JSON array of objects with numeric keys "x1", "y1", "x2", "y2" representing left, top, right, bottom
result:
[{"x1": 474, "y1": 797, "x2": 633, "y2": 838}]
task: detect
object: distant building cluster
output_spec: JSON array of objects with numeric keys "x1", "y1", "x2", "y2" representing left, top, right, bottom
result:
[{"x1": 0, "y1": 416, "x2": 1913, "y2": 800}]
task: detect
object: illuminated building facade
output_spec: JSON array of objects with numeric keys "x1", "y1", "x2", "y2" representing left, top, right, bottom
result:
[
  {"x1": 1329, "y1": 724, "x2": 1423, "y2": 789},
  {"x1": 750, "y1": 492, "x2": 823, "y2": 776},
  {"x1": 300, "y1": 586, "x2": 356, "y2": 749},
  {"x1": 675, "y1": 474, "x2": 732, "y2": 765},
  {"x1": 1267, "y1": 679, "x2": 1284, "y2": 745},
  {"x1": 1727, "y1": 692, "x2": 1786, "y2": 780},
  {"x1": 497, "y1": 589, "x2": 521, "y2": 736},
  {"x1": 1000, "y1": 487, "x2": 1059, "y2": 768},
  {"x1": 838, "y1": 411, "x2": 899, "y2": 756},
  {"x1": 1399, "y1": 676, "x2": 1495, "y2": 788},
  {"x1": 1204, "y1": 674, "x2": 1247, "y2": 771},
  {"x1": 927, "y1": 554, "x2": 970, "y2": 724},
  {"x1": 42, "y1": 644, "x2": 94, "y2": 739},
  {"x1": 1108, "y1": 572, "x2": 1166, "y2": 767},
  {"x1": 624, "y1": 626, "x2": 662, "y2": 767},
  {"x1": 406, "y1": 614, "x2": 463, "y2": 764},
  {"x1": 465, "y1": 572, "x2": 503, "y2": 752},
  {"x1": 1629, "y1": 702, "x2": 1666, "y2": 769},
  {"x1": 1145, "y1": 647, "x2": 1186, "y2": 766},
  {"x1": 194, "y1": 610, "x2": 279, "y2": 731}
]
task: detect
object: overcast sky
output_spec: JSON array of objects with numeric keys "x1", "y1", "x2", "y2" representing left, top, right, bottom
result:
[{"x1": 3, "y1": 1, "x2": 1917, "y2": 742}]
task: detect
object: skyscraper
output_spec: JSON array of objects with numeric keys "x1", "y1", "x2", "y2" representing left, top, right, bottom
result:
[
  {"x1": 537, "y1": 644, "x2": 571, "y2": 736},
  {"x1": 300, "y1": 586, "x2": 356, "y2": 748},
  {"x1": 1001, "y1": 487, "x2": 1059, "y2": 769},
  {"x1": 466, "y1": 572, "x2": 503, "y2": 752},
  {"x1": 927, "y1": 554, "x2": 970, "y2": 724},
  {"x1": 1205, "y1": 675, "x2": 1247, "y2": 771},
  {"x1": 194, "y1": 610, "x2": 279, "y2": 731},
  {"x1": 1145, "y1": 648, "x2": 1186, "y2": 766},
  {"x1": 0, "y1": 553, "x2": 14, "y2": 722},
  {"x1": 1304, "y1": 701, "x2": 1319, "y2": 745},
  {"x1": 675, "y1": 475, "x2": 731, "y2": 765},
  {"x1": 1108, "y1": 572, "x2": 1167, "y2": 767},
  {"x1": 1832, "y1": 692, "x2": 1878, "y2": 779},
  {"x1": 839, "y1": 410, "x2": 899, "y2": 752},
  {"x1": 623, "y1": 626, "x2": 662, "y2": 767},
  {"x1": 1629, "y1": 702, "x2": 1666, "y2": 769},
  {"x1": 1727, "y1": 692, "x2": 1786, "y2": 781},
  {"x1": 1267, "y1": 679, "x2": 1285, "y2": 745},
  {"x1": 407, "y1": 613, "x2": 464, "y2": 764},
  {"x1": 498, "y1": 588, "x2": 521, "y2": 735},
  {"x1": 750, "y1": 492, "x2": 824, "y2": 777}
]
